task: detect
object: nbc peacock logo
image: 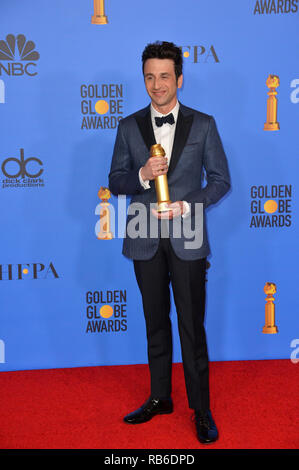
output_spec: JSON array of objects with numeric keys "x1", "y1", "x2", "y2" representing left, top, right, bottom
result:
[{"x1": 0, "y1": 34, "x2": 40, "y2": 77}]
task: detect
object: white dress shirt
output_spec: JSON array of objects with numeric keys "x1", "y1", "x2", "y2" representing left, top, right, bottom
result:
[{"x1": 139, "y1": 101, "x2": 190, "y2": 216}]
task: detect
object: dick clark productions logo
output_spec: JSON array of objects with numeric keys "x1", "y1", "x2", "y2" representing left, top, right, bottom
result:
[{"x1": 1, "y1": 148, "x2": 44, "y2": 189}]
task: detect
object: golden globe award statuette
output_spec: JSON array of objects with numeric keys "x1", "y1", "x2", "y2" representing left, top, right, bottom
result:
[
  {"x1": 150, "y1": 144, "x2": 172, "y2": 212},
  {"x1": 262, "y1": 282, "x2": 278, "y2": 334},
  {"x1": 97, "y1": 187, "x2": 113, "y2": 240},
  {"x1": 91, "y1": 0, "x2": 108, "y2": 25},
  {"x1": 264, "y1": 75, "x2": 280, "y2": 131}
]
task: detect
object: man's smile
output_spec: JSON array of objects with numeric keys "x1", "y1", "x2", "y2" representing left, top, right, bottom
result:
[{"x1": 152, "y1": 90, "x2": 166, "y2": 97}]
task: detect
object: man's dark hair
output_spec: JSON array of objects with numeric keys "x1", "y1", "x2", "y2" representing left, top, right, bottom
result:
[{"x1": 142, "y1": 41, "x2": 183, "y2": 81}]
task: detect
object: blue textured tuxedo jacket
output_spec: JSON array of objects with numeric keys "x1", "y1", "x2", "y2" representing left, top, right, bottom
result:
[{"x1": 109, "y1": 102, "x2": 230, "y2": 260}]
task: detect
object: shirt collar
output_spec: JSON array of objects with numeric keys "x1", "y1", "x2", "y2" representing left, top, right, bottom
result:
[{"x1": 151, "y1": 101, "x2": 180, "y2": 123}]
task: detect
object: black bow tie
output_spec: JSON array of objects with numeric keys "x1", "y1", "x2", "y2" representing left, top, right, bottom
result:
[{"x1": 155, "y1": 113, "x2": 175, "y2": 127}]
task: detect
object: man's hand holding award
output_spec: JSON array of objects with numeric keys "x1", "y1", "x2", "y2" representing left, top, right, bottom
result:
[{"x1": 140, "y1": 144, "x2": 185, "y2": 219}]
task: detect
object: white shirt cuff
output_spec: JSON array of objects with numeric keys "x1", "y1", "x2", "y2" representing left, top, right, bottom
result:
[
  {"x1": 139, "y1": 168, "x2": 150, "y2": 189},
  {"x1": 182, "y1": 201, "x2": 190, "y2": 218}
]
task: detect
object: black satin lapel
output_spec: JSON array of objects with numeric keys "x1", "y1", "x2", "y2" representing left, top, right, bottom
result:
[
  {"x1": 168, "y1": 111, "x2": 194, "y2": 176},
  {"x1": 135, "y1": 110, "x2": 156, "y2": 151}
]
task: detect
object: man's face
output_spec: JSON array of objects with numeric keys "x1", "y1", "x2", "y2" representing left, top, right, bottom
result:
[{"x1": 143, "y1": 58, "x2": 183, "y2": 114}]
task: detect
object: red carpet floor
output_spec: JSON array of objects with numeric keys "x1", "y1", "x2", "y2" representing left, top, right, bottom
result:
[{"x1": 0, "y1": 360, "x2": 298, "y2": 449}]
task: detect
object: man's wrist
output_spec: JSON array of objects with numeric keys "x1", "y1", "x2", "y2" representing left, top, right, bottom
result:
[
  {"x1": 182, "y1": 201, "x2": 190, "y2": 218},
  {"x1": 139, "y1": 167, "x2": 150, "y2": 189}
]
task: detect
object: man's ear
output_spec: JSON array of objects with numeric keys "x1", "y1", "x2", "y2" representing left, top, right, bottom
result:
[{"x1": 177, "y1": 74, "x2": 183, "y2": 89}]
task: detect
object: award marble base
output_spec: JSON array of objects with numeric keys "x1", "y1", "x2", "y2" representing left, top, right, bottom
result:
[
  {"x1": 262, "y1": 325, "x2": 278, "y2": 334},
  {"x1": 264, "y1": 122, "x2": 280, "y2": 131},
  {"x1": 156, "y1": 201, "x2": 172, "y2": 213},
  {"x1": 91, "y1": 15, "x2": 108, "y2": 24},
  {"x1": 97, "y1": 232, "x2": 113, "y2": 240}
]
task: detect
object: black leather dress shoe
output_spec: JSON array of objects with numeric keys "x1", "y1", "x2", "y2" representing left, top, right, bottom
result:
[
  {"x1": 124, "y1": 397, "x2": 173, "y2": 424},
  {"x1": 194, "y1": 410, "x2": 219, "y2": 444}
]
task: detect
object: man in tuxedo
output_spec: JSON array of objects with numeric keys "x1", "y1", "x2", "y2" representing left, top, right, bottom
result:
[{"x1": 109, "y1": 41, "x2": 230, "y2": 444}]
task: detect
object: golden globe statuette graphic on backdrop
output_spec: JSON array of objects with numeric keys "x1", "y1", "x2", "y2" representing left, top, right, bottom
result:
[
  {"x1": 264, "y1": 75, "x2": 280, "y2": 131},
  {"x1": 150, "y1": 144, "x2": 172, "y2": 212},
  {"x1": 97, "y1": 187, "x2": 113, "y2": 239},
  {"x1": 91, "y1": 0, "x2": 108, "y2": 24},
  {"x1": 262, "y1": 282, "x2": 278, "y2": 334}
]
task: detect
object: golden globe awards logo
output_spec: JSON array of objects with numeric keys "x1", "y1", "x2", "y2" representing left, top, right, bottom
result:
[
  {"x1": 250, "y1": 185, "x2": 292, "y2": 228},
  {"x1": 80, "y1": 84, "x2": 123, "y2": 130},
  {"x1": 85, "y1": 290, "x2": 127, "y2": 333},
  {"x1": 253, "y1": 0, "x2": 298, "y2": 14},
  {"x1": 0, "y1": 34, "x2": 39, "y2": 77}
]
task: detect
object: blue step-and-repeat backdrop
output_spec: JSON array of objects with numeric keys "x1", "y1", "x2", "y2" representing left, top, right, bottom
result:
[{"x1": 0, "y1": 1, "x2": 298, "y2": 371}]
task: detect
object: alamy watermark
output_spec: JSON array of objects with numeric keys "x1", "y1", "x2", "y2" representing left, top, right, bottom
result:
[
  {"x1": 95, "y1": 195, "x2": 203, "y2": 250},
  {"x1": 290, "y1": 339, "x2": 299, "y2": 364},
  {"x1": 0, "y1": 339, "x2": 5, "y2": 363}
]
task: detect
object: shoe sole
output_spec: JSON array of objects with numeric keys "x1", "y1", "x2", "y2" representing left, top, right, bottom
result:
[
  {"x1": 197, "y1": 434, "x2": 219, "y2": 444},
  {"x1": 124, "y1": 408, "x2": 173, "y2": 424}
]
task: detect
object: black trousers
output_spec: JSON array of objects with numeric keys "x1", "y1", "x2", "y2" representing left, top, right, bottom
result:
[{"x1": 133, "y1": 236, "x2": 210, "y2": 413}]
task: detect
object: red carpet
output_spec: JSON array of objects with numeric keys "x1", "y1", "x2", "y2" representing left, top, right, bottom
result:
[{"x1": 0, "y1": 360, "x2": 298, "y2": 449}]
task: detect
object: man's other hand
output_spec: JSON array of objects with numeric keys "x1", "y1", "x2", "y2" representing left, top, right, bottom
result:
[{"x1": 152, "y1": 201, "x2": 185, "y2": 219}]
